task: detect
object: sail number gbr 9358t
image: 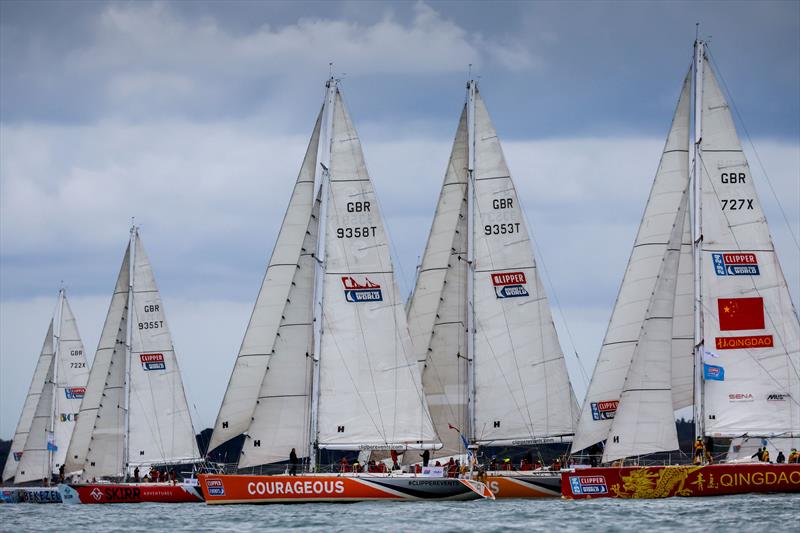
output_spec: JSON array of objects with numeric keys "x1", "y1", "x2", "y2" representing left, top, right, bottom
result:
[{"x1": 336, "y1": 201, "x2": 376, "y2": 239}]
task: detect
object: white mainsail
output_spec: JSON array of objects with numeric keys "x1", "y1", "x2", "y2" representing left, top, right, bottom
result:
[
  {"x1": 571, "y1": 71, "x2": 692, "y2": 454},
  {"x1": 210, "y1": 80, "x2": 438, "y2": 469},
  {"x1": 698, "y1": 55, "x2": 800, "y2": 438},
  {"x1": 11, "y1": 291, "x2": 90, "y2": 484},
  {"x1": 2, "y1": 320, "x2": 54, "y2": 481},
  {"x1": 316, "y1": 90, "x2": 437, "y2": 450},
  {"x1": 407, "y1": 82, "x2": 579, "y2": 455},
  {"x1": 64, "y1": 229, "x2": 200, "y2": 479},
  {"x1": 128, "y1": 236, "x2": 200, "y2": 466}
]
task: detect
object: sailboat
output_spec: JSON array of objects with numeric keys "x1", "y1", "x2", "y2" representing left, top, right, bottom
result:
[
  {"x1": 405, "y1": 80, "x2": 580, "y2": 498},
  {"x1": 0, "y1": 289, "x2": 89, "y2": 503},
  {"x1": 563, "y1": 38, "x2": 800, "y2": 499},
  {"x1": 197, "y1": 78, "x2": 492, "y2": 504},
  {"x1": 57, "y1": 227, "x2": 204, "y2": 504}
]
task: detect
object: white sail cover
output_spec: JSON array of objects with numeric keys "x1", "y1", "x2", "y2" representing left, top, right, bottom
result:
[
  {"x1": 572, "y1": 72, "x2": 692, "y2": 453},
  {"x1": 699, "y1": 57, "x2": 800, "y2": 437},
  {"x1": 128, "y1": 234, "x2": 200, "y2": 466},
  {"x1": 726, "y1": 436, "x2": 800, "y2": 462},
  {"x1": 471, "y1": 88, "x2": 578, "y2": 445},
  {"x1": 237, "y1": 115, "x2": 321, "y2": 467},
  {"x1": 406, "y1": 106, "x2": 470, "y2": 457},
  {"x1": 602, "y1": 190, "x2": 688, "y2": 463},
  {"x1": 2, "y1": 320, "x2": 54, "y2": 481},
  {"x1": 317, "y1": 89, "x2": 438, "y2": 449},
  {"x1": 66, "y1": 245, "x2": 130, "y2": 478}
]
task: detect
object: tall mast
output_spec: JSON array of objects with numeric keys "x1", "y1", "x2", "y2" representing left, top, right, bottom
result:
[
  {"x1": 691, "y1": 38, "x2": 706, "y2": 442},
  {"x1": 466, "y1": 80, "x2": 477, "y2": 444},
  {"x1": 122, "y1": 225, "x2": 136, "y2": 479},
  {"x1": 309, "y1": 78, "x2": 337, "y2": 469},
  {"x1": 48, "y1": 287, "x2": 64, "y2": 480}
]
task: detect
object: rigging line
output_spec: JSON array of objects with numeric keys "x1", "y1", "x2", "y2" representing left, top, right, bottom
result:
[
  {"x1": 698, "y1": 155, "x2": 800, "y2": 389},
  {"x1": 706, "y1": 47, "x2": 799, "y2": 251}
]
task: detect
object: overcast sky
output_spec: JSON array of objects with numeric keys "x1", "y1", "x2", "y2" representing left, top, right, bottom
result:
[{"x1": 1, "y1": 0, "x2": 798, "y2": 439}]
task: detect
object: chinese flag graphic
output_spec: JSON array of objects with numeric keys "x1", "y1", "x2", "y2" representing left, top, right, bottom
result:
[{"x1": 717, "y1": 297, "x2": 765, "y2": 331}]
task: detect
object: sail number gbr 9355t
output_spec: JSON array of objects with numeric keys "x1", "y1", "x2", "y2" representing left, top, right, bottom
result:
[{"x1": 138, "y1": 304, "x2": 163, "y2": 330}]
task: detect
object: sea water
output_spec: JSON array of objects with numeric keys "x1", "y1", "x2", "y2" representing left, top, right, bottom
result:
[{"x1": 1, "y1": 494, "x2": 797, "y2": 532}]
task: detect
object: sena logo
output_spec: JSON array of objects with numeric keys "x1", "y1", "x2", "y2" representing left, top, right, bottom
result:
[
  {"x1": 65, "y1": 387, "x2": 85, "y2": 399},
  {"x1": 205, "y1": 478, "x2": 225, "y2": 496},
  {"x1": 767, "y1": 393, "x2": 789, "y2": 402},
  {"x1": 342, "y1": 276, "x2": 383, "y2": 303},
  {"x1": 728, "y1": 393, "x2": 754, "y2": 402},
  {"x1": 491, "y1": 271, "x2": 529, "y2": 299}
]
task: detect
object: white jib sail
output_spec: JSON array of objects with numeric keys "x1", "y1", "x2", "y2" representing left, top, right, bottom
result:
[
  {"x1": 471, "y1": 88, "x2": 578, "y2": 445},
  {"x1": 699, "y1": 56, "x2": 800, "y2": 437},
  {"x1": 238, "y1": 179, "x2": 319, "y2": 468},
  {"x1": 209, "y1": 109, "x2": 323, "y2": 456},
  {"x1": 602, "y1": 189, "x2": 689, "y2": 463},
  {"x1": 406, "y1": 106, "x2": 470, "y2": 457},
  {"x1": 15, "y1": 356, "x2": 56, "y2": 483},
  {"x1": 317, "y1": 89, "x2": 438, "y2": 449},
  {"x1": 67, "y1": 243, "x2": 130, "y2": 479},
  {"x1": 572, "y1": 71, "x2": 692, "y2": 453},
  {"x1": 2, "y1": 320, "x2": 54, "y2": 482},
  {"x1": 128, "y1": 233, "x2": 200, "y2": 466}
]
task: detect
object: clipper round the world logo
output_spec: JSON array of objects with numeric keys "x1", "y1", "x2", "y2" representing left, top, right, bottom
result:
[
  {"x1": 491, "y1": 271, "x2": 529, "y2": 299},
  {"x1": 341, "y1": 276, "x2": 383, "y2": 302}
]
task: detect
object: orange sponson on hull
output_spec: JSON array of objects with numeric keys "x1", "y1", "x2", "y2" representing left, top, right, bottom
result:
[
  {"x1": 198, "y1": 474, "x2": 493, "y2": 504},
  {"x1": 562, "y1": 463, "x2": 800, "y2": 499},
  {"x1": 482, "y1": 473, "x2": 562, "y2": 498}
]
